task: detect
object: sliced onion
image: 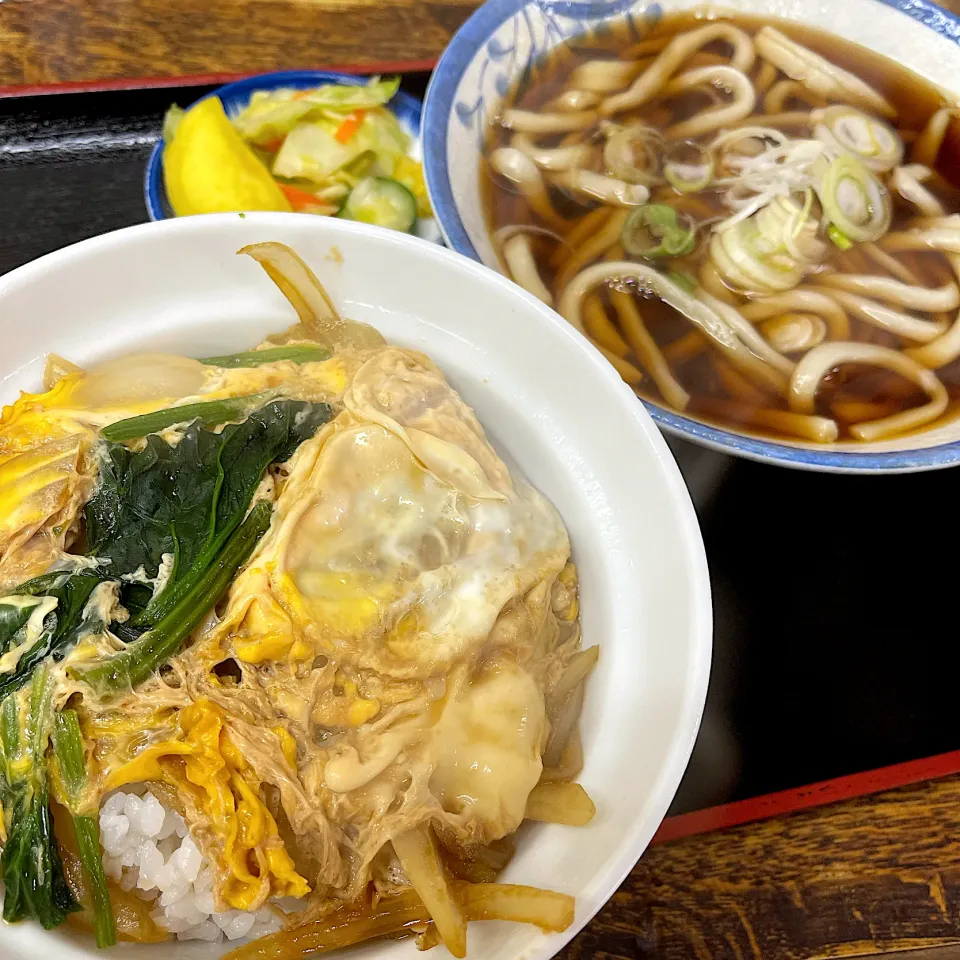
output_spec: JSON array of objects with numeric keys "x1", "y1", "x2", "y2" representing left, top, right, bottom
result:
[
  {"x1": 664, "y1": 141, "x2": 713, "y2": 193},
  {"x1": 558, "y1": 261, "x2": 788, "y2": 393},
  {"x1": 239, "y1": 242, "x2": 385, "y2": 350},
  {"x1": 816, "y1": 273, "x2": 959, "y2": 313},
  {"x1": 43, "y1": 353, "x2": 83, "y2": 391},
  {"x1": 819, "y1": 289, "x2": 947, "y2": 343},
  {"x1": 73, "y1": 353, "x2": 206, "y2": 410},
  {"x1": 816, "y1": 153, "x2": 891, "y2": 243},
  {"x1": 812, "y1": 105, "x2": 903, "y2": 172},
  {"x1": 699, "y1": 291, "x2": 795, "y2": 375},
  {"x1": 620, "y1": 204, "x2": 696, "y2": 258},
  {"x1": 755, "y1": 26, "x2": 895, "y2": 118},
  {"x1": 710, "y1": 195, "x2": 826, "y2": 295},
  {"x1": 551, "y1": 170, "x2": 649, "y2": 207},
  {"x1": 603, "y1": 124, "x2": 664, "y2": 186},
  {"x1": 512, "y1": 133, "x2": 598, "y2": 172}
]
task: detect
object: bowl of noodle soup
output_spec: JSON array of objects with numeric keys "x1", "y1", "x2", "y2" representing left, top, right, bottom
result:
[{"x1": 423, "y1": 0, "x2": 960, "y2": 471}]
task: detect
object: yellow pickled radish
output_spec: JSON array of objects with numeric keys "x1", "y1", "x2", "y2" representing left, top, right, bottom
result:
[{"x1": 163, "y1": 97, "x2": 292, "y2": 216}]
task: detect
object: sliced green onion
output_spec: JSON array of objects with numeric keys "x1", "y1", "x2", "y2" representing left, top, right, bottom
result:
[
  {"x1": 603, "y1": 124, "x2": 664, "y2": 186},
  {"x1": 793, "y1": 187, "x2": 814, "y2": 239},
  {"x1": 812, "y1": 105, "x2": 903, "y2": 173},
  {"x1": 817, "y1": 154, "x2": 891, "y2": 243},
  {"x1": 827, "y1": 224, "x2": 854, "y2": 250},
  {"x1": 621, "y1": 205, "x2": 697, "y2": 259},
  {"x1": 101, "y1": 393, "x2": 271, "y2": 442},
  {"x1": 666, "y1": 271, "x2": 698, "y2": 294},
  {"x1": 198, "y1": 346, "x2": 330, "y2": 368},
  {"x1": 710, "y1": 195, "x2": 826, "y2": 296},
  {"x1": 663, "y1": 141, "x2": 714, "y2": 193}
]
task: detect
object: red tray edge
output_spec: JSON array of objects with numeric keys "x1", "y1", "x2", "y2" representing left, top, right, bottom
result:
[
  {"x1": 0, "y1": 59, "x2": 438, "y2": 98},
  {"x1": 652, "y1": 748, "x2": 960, "y2": 844}
]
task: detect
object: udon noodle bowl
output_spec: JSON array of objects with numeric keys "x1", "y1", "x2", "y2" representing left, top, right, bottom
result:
[{"x1": 483, "y1": 11, "x2": 960, "y2": 444}]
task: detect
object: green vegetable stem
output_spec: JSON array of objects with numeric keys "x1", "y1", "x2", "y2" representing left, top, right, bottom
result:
[
  {"x1": 0, "y1": 667, "x2": 79, "y2": 929},
  {"x1": 198, "y1": 345, "x2": 330, "y2": 368},
  {"x1": 51, "y1": 709, "x2": 116, "y2": 948},
  {"x1": 101, "y1": 392, "x2": 271, "y2": 442},
  {"x1": 71, "y1": 501, "x2": 272, "y2": 696}
]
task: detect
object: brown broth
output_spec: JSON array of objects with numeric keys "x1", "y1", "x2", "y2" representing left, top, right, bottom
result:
[{"x1": 482, "y1": 9, "x2": 960, "y2": 444}]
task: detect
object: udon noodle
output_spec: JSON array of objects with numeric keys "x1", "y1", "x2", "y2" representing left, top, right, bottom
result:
[{"x1": 484, "y1": 12, "x2": 960, "y2": 444}]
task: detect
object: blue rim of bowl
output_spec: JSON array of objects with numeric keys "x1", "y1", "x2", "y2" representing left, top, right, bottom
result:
[
  {"x1": 144, "y1": 70, "x2": 424, "y2": 223},
  {"x1": 423, "y1": 0, "x2": 960, "y2": 473}
]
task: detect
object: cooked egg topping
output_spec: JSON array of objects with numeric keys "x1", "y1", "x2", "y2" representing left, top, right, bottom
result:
[
  {"x1": 217, "y1": 348, "x2": 570, "y2": 680},
  {"x1": 7, "y1": 337, "x2": 582, "y2": 916},
  {"x1": 0, "y1": 348, "x2": 356, "y2": 589},
  {"x1": 103, "y1": 699, "x2": 309, "y2": 910}
]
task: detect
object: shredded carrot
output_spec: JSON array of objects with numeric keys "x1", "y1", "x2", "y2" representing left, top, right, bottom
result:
[
  {"x1": 278, "y1": 183, "x2": 332, "y2": 213},
  {"x1": 335, "y1": 109, "x2": 367, "y2": 144}
]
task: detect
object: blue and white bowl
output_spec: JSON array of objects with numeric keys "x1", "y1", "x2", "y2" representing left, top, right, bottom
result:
[
  {"x1": 423, "y1": 0, "x2": 960, "y2": 473},
  {"x1": 145, "y1": 70, "x2": 440, "y2": 242}
]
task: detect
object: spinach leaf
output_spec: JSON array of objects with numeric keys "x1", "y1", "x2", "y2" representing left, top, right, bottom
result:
[
  {"x1": 0, "y1": 398, "x2": 332, "y2": 699},
  {"x1": 73, "y1": 501, "x2": 273, "y2": 696},
  {"x1": 0, "y1": 668, "x2": 79, "y2": 929},
  {"x1": 86, "y1": 398, "x2": 331, "y2": 626},
  {"x1": 51, "y1": 709, "x2": 116, "y2": 947},
  {"x1": 0, "y1": 574, "x2": 101, "y2": 702},
  {"x1": 0, "y1": 396, "x2": 333, "y2": 941}
]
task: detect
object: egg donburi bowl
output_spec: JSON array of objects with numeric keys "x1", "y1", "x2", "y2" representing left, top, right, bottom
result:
[{"x1": 0, "y1": 242, "x2": 597, "y2": 958}]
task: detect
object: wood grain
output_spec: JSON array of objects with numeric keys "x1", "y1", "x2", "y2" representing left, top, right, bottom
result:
[
  {"x1": 0, "y1": 0, "x2": 479, "y2": 88},
  {"x1": 0, "y1": 0, "x2": 959, "y2": 89},
  {"x1": 556, "y1": 773, "x2": 960, "y2": 959}
]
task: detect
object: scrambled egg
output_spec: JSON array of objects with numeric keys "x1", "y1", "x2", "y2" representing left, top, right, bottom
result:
[
  {"x1": 1, "y1": 339, "x2": 583, "y2": 915},
  {"x1": 0, "y1": 348, "x2": 355, "y2": 589},
  {"x1": 218, "y1": 348, "x2": 569, "y2": 677},
  {"x1": 103, "y1": 700, "x2": 308, "y2": 910},
  {"x1": 172, "y1": 347, "x2": 575, "y2": 900}
]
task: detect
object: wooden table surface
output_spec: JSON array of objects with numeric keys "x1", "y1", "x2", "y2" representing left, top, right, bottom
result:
[
  {"x1": 562, "y1": 772, "x2": 960, "y2": 960},
  {"x1": 5, "y1": 0, "x2": 960, "y2": 956},
  {"x1": 0, "y1": 0, "x2": 480, "y2": 90},
  {"x1": 2, "y1": 0, "x2": 960, "y2": 90}
]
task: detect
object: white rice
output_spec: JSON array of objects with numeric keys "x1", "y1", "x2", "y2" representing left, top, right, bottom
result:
[{"x1": 99, "y1": 789, "x2": 283, "y2": 943}]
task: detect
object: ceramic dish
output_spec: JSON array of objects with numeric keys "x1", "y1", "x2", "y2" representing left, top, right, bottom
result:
[
  {"x1": 422, "y1": 0, "x2": 960, "y2": 473},
  {"x1": 145, "y1": 70, "x2": 441, "y2": 243},
  {"x1": 0, "y1": 212, "x2": 710, "y2": 960}
]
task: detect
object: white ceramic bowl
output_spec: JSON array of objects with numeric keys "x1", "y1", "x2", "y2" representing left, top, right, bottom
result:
[
  {"x1": 422, "y1": 0, "x2": 960, "y2": 473},
  {"x1": 0, "y1": 214, "x2": 711, "y2": 960}
]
